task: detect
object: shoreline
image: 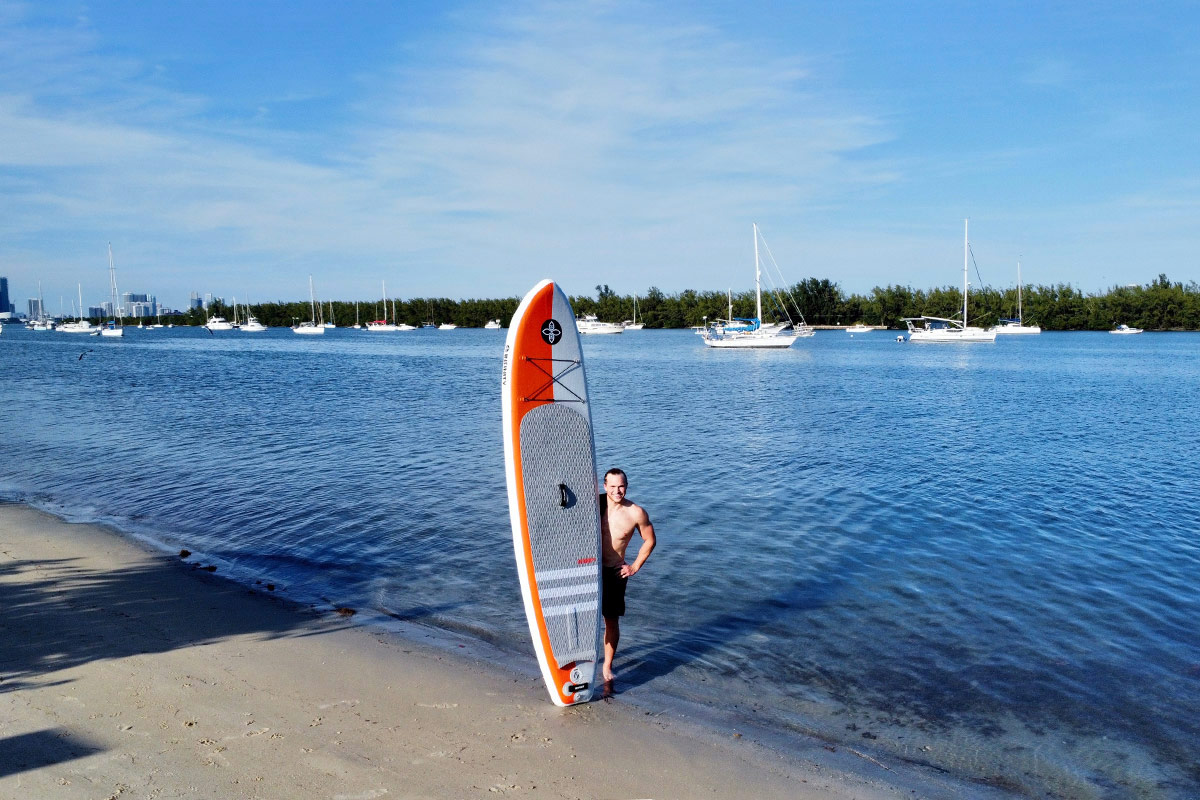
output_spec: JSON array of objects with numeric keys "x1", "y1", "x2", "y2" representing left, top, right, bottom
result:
[{"x1": 0, "y1": 501, "x2": 1007, "y2": 799}]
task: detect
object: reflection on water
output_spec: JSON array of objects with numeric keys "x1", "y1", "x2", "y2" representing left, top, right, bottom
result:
[{"x1": 3, "y1": 326, "x2": 1199, "y2": 797}]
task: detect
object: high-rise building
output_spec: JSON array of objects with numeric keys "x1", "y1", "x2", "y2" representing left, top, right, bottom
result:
[
  {"x1": 189, "y1": 292, "x2": 203, "y2": 310},
  {"x1": 0, "y1": 277, "x2": 13, "y2": 315}
]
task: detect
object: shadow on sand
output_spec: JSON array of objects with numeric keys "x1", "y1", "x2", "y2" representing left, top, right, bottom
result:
[{"x1": 0, "y1": 729, "x2": 105, "y2": 779}]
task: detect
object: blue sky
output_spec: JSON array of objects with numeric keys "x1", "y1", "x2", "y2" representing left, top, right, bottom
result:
[{"x1": 1, "y1": 0, "x2": 1197, "y2": 311}]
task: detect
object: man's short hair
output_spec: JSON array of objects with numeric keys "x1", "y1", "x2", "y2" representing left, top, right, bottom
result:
[{"x1": 604, "y1": 468, "x2": 627, "y2": 483}]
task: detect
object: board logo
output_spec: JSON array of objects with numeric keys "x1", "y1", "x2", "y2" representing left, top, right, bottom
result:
[{"x1": 541, "y1": 319, "x2": 563, "y2": 345}]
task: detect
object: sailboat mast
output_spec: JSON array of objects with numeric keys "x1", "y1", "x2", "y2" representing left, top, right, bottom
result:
[
  {"x1": 77, "y1": 283, "x2": 84, "y2": 322},
  {"x1": 962, "y1": 219, "x2": 969, "y2": 328},
  {"x1": 753, "y1": 223, "x2": 763, "y2": 324},
  {"x1": 308, "y1": 276, "x2": 316, "y2": 324},
  {"x1": 107, "y1": 243, "x2": 121, "y2": 323},
  {"x1": 1017, "y1": 260, "x2": 1023, "y2": 324}
]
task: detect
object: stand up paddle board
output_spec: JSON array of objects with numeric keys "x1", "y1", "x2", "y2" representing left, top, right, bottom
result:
[{"x1": 501, "y1": 279, "x2": 603, "y2": 706}]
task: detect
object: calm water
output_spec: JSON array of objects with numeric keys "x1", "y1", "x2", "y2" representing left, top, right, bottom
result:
[{"x1": 2, "y1": 324, "x2": 1198, "y2": 798}]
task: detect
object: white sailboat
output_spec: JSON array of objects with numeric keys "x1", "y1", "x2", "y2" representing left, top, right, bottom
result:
[
  {"x1": 903, "y1": 220, "x2": 996, "y2": 343},
  {"x1": 350, "y1": 302, "x2": 362, "y2": 329},
  {"x1": 59, "y1": 284, "x2": 96, "y2": 333},
  {"x1": 991, "y1": 260, "x2": 1041, "y2": 334},
  {"x1": 367, "y1": 281, "x2": 398, "y2": 331},
  {"x1": 30, "y1": 283, "x2": 54, "y2": 330},
  {"x1": 701, "y1": 224, "x2": 807, "y2": 349},
  {"x1": 100, "y1": 243, "x2": 124, "y2": 337},
  {"x1": 323, "y1": 300, "x2": 336, "y2": 328},
  {"x1": 622, "y1": 296, "x2": 645, "y2": 330},
  {"x1": 293, "y1": 276, "x2": 325, "y2": 335}
]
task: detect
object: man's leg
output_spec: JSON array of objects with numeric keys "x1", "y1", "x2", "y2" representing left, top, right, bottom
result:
[{"x1": 603, "y1": 615, "x2": 620, "y2": 682}]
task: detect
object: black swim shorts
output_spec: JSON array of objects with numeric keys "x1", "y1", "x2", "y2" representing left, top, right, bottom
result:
[{"x1": 602, "y1": 565, "x2": 628, "y2": 618}]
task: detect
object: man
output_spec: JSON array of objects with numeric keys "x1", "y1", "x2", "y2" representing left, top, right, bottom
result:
[{"x1": 599, "y1": 467, "x2": 655, "y2": 685}]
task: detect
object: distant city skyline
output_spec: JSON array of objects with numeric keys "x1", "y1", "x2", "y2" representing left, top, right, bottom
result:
[{"x1": 2, "y1": 2, "x2": 1198, "y2": 307}]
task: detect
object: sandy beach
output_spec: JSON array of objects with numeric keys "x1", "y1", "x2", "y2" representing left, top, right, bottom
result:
[{"x1": 1, "y1": 503, "x2": 988, "y2": 799}]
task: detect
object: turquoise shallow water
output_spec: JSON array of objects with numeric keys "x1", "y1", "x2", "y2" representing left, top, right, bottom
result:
[{"x1": 2, "y1": 325, "x2": 1198, "y2": 797}]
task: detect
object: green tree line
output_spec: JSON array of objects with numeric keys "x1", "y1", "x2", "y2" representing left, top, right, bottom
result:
[{"x1": 88, "y1": 274, "x2": 1200, "y2": 330}]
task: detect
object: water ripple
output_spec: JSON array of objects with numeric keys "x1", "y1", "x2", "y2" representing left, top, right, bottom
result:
[{"x1": 3, "y1": 327, "x2": 1199, "y2": 797}]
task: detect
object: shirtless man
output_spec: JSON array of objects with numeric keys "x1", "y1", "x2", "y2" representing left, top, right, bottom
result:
[{"x1": 599, "y1": 468, "x2": 656, "y2": 685}]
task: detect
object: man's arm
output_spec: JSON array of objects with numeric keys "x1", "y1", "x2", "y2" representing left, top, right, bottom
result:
[{"x1": 622, "y1": 507, "x2": 655, "y2": 577}]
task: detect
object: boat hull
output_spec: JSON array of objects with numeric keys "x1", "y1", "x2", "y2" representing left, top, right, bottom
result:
[
  {"x1": 908, "y1": 329, "x2": 996, "y2": 343},
  {"x1": 702, "y1": 332, "x2": 797, "y2": 349}
]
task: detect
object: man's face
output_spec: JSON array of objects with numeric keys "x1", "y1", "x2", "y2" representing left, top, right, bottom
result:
[{"x1": 604, "y1": 474, "x2": 627, "y2": 504}]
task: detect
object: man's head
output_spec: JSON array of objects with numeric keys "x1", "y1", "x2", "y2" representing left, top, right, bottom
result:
[{"x1": 603, "y1": 468, "x2": 628, "y2": 504}]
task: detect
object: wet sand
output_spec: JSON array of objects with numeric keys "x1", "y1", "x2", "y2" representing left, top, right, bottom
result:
[{"x1": 0, "y1": 503, "x2": 984, "y2": 799}]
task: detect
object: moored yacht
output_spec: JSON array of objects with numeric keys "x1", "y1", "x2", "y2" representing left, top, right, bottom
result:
[
  {"x1": 576, "y1": 314, "x2": 624, "y2": 334},
  {"x1": 990, "y1": 261, "x2": 1041, "y2": 334},
  {"x1": 701, "y1": 224, "x2": 810, "y2": 349},
  {"x1": 904, "y1": 220, "x2": 995, "y2": 343},
  {"x1": 292, "y1": 276, "x2": 326, "y2": 335}
]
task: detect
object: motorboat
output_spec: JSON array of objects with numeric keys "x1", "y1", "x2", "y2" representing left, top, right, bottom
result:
[
  {"x1": 484, "y1": 319, "x2": 502, "y2": 329},
  {"x1": 1110, "y1": 324, "x2": 1143, "y2": 335},
  {"x1": 205, "y1": 316, "x2": 233, "y2": 331},
  {"x1": 577, "y1": 314, "x2": 624, "y2": 334},
  {"x1": 847, "y1": 323, "x2": 872, "y2": 333}
]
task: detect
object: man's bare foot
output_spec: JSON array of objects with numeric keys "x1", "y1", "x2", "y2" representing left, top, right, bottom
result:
[{"x1": 601, "y1": 677, "x2": 615, "y2": 700}]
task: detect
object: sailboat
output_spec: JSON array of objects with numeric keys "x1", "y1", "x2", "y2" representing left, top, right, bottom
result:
[
  {"x1": 903, "y1": 220, "x2": 996, "y2": 343},
  {"x1": 292, "y1": 276, "x2": 325, "y2": 335},
  {"x1": 59, "y1": 284, "x2": 95, "y2": 333},
  {"x1": 323, "y1": 300, "x2": 336, "y2": 328},
  {"x1": 350, "y1": 302, "x2": 362, "y2": 329},
  {"x1": 622, "y1": 296, "x2": 645, "y2": 330},
  {"x1": 30, "y1": 283, "x2": 54, "y2": 330},
  {"x1": 100, "y1": 243, "x2": 124, "y2": 337},
  {"x1": 701, "y1": 224, "x2": 808, "y2": 349},
  {"x1": 367, "y1": 281, "x2": 398, "y2": 331},
  {"x1": 991, "y1": 260, "x2": 1041, "y2": 334}
]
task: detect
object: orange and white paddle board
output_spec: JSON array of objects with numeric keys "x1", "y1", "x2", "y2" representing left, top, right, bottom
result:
[{"x1": 501, "y1": 280, "x2": 603, "y2": 706}]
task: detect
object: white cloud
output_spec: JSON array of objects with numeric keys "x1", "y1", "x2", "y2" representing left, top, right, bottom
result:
[{"x1": 0, "y1": 0, "x2": 901, "y2": 303}]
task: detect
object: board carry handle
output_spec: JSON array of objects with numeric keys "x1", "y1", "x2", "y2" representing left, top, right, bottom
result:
[{"x1": 558, "y1": 483, "x2": 571, "y2": 508}]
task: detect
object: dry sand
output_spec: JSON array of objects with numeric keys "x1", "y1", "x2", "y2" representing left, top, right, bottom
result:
[{"x1": 1, "y1": 503, "x2": 986, "y2": 799}]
